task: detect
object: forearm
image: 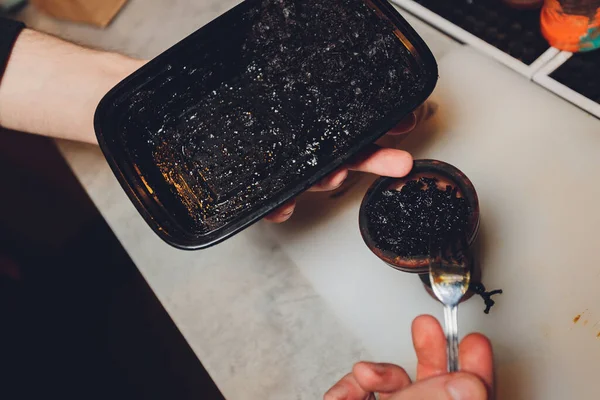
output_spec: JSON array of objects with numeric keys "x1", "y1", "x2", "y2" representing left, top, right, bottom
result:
[{"x1": 0, "y1": 29, "x2": 143, "y2": 144}]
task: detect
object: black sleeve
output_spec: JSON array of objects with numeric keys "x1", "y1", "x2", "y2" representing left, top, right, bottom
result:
[{"x1": 0, "y1": 18, "x2": 25, "y2": 81}]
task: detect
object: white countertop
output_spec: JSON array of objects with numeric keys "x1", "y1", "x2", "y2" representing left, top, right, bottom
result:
[{"x1": 20, "y1": 1, "x2": 600, "y2": 399}]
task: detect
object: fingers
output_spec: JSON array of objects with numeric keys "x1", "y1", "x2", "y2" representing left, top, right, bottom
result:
[
  {"x1": 353, "y1": 362, "x2": 412, "y2": 398},
  {"x1": 387, "y1": 112, "x2": 418, "y2": 136},
  {"x1": 324, "y1": 313, "x2": 492, "y2": 400},
  {"x1": 314, "y1": 106, "x2": 422, "y2": 191},
  {"x1": 459, "y1": 334, "x2": 494, "y2": 393},
  {"x1": 312, "y1": 143, "x2": 414, "y2": 191},
  {"x1": 386, "y1": 101, "x2": 437, "y2": 137},
  {"x1": 348, "y1": 145, "x2": 413, "y2": 177},
  {"x1": 314, "y1": 107, "x2": 420, "y2": 188},
  {"x1": 412, "y1": 316, "x2": 495, "y2": 393},
  {"x1": 412, "y1": 315, "x2": 447, "y2": 380},
  {"x1": 324, "y1": 369, "x2": 489, "y2": 400},
  {"x1": 323, "y1": 372, "x2": 370, "y2": 400},
  {"x1": 265, "y1": 145, "x2": 413, "y2": 223},
  {"x1": 324, "y1": 363, "x2": 412, "y2": 400},
  {"x1": 263, "y1": 199, "x2": 296, "y2": 223},
  {"x1": 389, "y1": 373, "x2": 488, "y2": 400},
  {"x1": 309, "y1": 168, "x2": 349, "y2": 192},
  {"x1": 412, "y1": 316, "x2": 494, "y2": 398},
  {"x1": 265, "y1": 108, "x2": 420, "y2": 224}
]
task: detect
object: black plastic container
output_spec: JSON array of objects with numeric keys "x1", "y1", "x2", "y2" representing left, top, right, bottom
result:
[{"x1": 94, "y1": 0, "x2": 438, "y2": 249}]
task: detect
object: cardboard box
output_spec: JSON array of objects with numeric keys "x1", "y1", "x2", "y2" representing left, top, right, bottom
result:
[{"x1": 29, "y1": 0, "x2": 128, "y2": 28}]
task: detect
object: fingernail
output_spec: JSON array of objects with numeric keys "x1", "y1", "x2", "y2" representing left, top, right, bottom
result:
[
  {"x1": 446, "y1": 376, "x2": 480, "y2": 400},
  {"x1": 331, "y1": 171, "x2": 348, "y2": 188},
  {"x1": 280, "y1": 211, "x2": 293, "y2": 221},
  {"x1": 390, "y1": 112, "x2": 417, "y2": 135},
  {"x1": 408, "y1": 111, "x2": 417, "y2": 125},
  {"x1": 325, "y1": 384, "x2": 348, "y2": 399},
  {"x1": 365, "y1": 362, "x2": 386, "y2": 375}
]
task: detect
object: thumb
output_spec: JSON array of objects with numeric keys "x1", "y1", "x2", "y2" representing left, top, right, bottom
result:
[{"x1": 390, "y1": 373, "x2": 488, "y2": 400}]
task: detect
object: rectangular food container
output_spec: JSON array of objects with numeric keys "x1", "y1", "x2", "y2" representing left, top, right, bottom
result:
[{"x1": 94, "y1": 0, "x2": 438, "y2": 249}]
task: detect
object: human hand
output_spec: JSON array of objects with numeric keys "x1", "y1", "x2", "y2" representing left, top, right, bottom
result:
[
  {"x1": 324, "y1": 315, "x2": 494, "y2": 400},
  {"x1": 264, "y1": 105, "x2": 426, "y2": 223},
  {"x1": 0, "y1": 28, "x2": 145, "y2": 144}
]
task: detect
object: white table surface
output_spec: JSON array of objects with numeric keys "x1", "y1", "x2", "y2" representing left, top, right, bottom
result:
[{"x1": 20, "y1": 1, "x2": 600, "y2": 399}]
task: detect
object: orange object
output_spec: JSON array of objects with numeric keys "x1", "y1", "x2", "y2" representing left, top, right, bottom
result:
[
  {"x1": 29, "y1": 0, "x2": 128, "y2": 28},
  {"x1": 541, "y1": 0, "x2": 600, "y2": 52}
]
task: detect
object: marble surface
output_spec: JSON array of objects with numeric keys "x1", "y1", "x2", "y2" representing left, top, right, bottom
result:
[
  {"x1": 55, "y1": 143, "x2": 374, "y2": 400},
  {"x1": 18, "y1": 1, "x2": 459, "y2": 398},
  {"x1": 267, "y1": 45, "x2": 600, "y2": 400}
]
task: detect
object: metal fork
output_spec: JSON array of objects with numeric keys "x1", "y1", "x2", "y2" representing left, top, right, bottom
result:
[{"x1": 429, "y1": 237, "x2": 471, "y2": 372}]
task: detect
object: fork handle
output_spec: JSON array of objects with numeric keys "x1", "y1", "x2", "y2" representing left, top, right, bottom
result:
[{"x1": 443, "y1": 304, "x2": 459, "y2": 372}]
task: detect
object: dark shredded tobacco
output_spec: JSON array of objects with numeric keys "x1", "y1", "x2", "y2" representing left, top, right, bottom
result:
[
  {"x1": 122, "y1": 0, "x2": 429, "y2": 233},
  {"x1": 365, "y1": 177, "x2": 471, "y2": 257},
  {"x1": 472, "y1": 283, "x2": 503, "y2": 314}
]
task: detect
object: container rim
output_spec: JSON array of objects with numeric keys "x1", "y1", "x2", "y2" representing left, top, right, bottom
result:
[
  {"x1": 94, "y1": 0, "x2": 439, "y2": 250},
  {"x1": 358, "y1": 159, "x2": 480, "y2": 274}
]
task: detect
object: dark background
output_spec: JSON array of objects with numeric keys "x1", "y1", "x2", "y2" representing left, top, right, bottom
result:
[{"x1": 0, "y1": 130, "x2": 224, "y2": 399}]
